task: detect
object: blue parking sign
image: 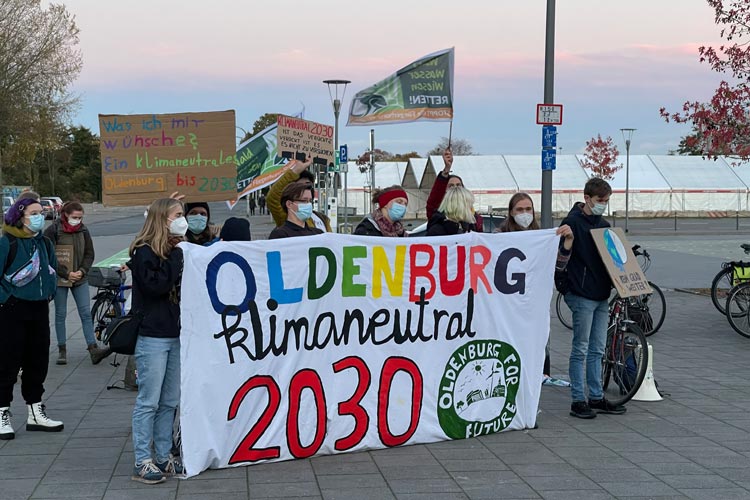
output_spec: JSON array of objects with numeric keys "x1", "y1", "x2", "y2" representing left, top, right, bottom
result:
[
  {"x1": 340, "y1": 145, "x2": 348, "y2": 163},
  {"x1": 542, "y1": 149, "x2": 556, "y2": 171}
]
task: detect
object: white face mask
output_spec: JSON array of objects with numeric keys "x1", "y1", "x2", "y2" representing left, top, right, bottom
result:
[
  {"x1": 169, "y1": 216, "x2": 189, "y2": 236},
  {"x1": 68, "y1": 218, "x2": 82, "y2": 227},
  {"x1": 513, "y1": 212, "x2": 534, "y2": 229}
]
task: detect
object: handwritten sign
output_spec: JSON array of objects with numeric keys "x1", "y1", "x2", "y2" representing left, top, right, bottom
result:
[
  {"x1": 276, "y1": 115, "x2": 334, "y2": 169},
  {"x1": 591, "y1": 228, "x2": 652, "y2": 298},
  {"x1": 55, "y1": 244, "x2": 74, "y2": 288},
  {"x1": 98, "y1": 111, "x2": 237, "y2": 206}
]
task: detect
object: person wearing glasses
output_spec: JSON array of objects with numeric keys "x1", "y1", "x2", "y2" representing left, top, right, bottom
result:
[{"x1": 269, "y1": 181, "x2": 324, "y2": 239}]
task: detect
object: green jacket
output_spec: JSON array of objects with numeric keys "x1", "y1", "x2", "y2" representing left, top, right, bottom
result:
[
  {"x1": 43, "y1": 219, "x2": 95, "y2": 287},
  {"x1": 0, "y1": 225, "x2": 58, "y2": 304}
]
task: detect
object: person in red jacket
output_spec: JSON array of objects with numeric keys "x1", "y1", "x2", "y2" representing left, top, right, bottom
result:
[{"x1": 426, "y1": 148, "x2": 483, "y2": 232}]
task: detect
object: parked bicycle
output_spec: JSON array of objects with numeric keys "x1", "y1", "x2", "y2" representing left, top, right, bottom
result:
[
  {"x1": 89, "y1": 266, "x2": 131, "y2": 341},
  {"x1": 710, "y1": 243, "x2": 750, "y2": 315},
  {"x1": 725, "y1": 281, "x2": 750, "y2": 338},
  {"x1": 602, "y1": 297, "x2": 649, "y2": 406},
  {"x1": 556, "y1": 245, "x2": 666, "y2": 337}
]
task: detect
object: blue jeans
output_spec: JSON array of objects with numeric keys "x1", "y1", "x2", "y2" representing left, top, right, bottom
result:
[
  {"x1": 565, "y1": 293, "x2": 609, "y2": 403},
  {"x1": 54, "y1": 285, "x2": 96, "y2": 347},
  {"x1": 132, "y1": 336, "x2": 180, "y2": 465}
]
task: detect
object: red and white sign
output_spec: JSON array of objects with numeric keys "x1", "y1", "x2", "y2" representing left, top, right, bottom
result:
[{"x1": 536, "y1": 104, "x2": 563, "y2": 125}]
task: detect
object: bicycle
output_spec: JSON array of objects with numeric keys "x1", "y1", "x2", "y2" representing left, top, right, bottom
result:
[
  {"x1": 710, "y1": 244, "x2": 750, "y2": 315},
  {"x1": 601, "y1": 297, "x2": 649, "y2": 406},
  {"x1": 725, "y1": 281, "x2": 750, "y2": 338},
  {"x1": 555, "y1": 245, "x2": 666, "y2": 337},
  {"x1": 89, "y1": 266, "x2": 131, "y2": 341}
]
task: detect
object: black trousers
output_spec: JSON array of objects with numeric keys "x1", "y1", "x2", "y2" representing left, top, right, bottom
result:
[{"x1": 0, "y1": 298, "x2": 51, "y2": 407}]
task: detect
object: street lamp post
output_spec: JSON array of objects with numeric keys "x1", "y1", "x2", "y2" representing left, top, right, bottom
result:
[
  {"x1": 620, "y1": 128, "x2": 636, "y2": 233},
  {"x1": 324, "y1": 79, "x2": 351, "y2": 232}
]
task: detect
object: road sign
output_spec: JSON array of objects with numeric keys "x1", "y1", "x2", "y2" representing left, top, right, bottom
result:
[
  {"x1": 542, "y1": 149, "x2": 556, "y2": 171},
  {"x1": 536, "y1": 104, "x2": 563, "y2": 125},
  {"x1": 334, "y1": 151, "x2": 340, "y2": 172},
  {"x1": 542, "y1": 126, "x2": 557, "y2": 148},
  {"x1": 340, "y1": 144, "x2": 348, "y2": 163}
]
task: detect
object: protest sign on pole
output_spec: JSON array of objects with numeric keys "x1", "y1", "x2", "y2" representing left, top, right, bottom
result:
[
  {"x1": 591, "y1": 227, "x2": 652, "y2": 297},
  {"x1": 98, "y1": 110, "x2": 236, "y2": 206},
  {"x1": 234, "y1": 123, "x2": 285, "y2": 198},
  {"x1": 179, "y1": 230, "x2": 558, "y2": 476},
  {"x1": 347, "y1": 48, "x2": 454, "y2": 126}
]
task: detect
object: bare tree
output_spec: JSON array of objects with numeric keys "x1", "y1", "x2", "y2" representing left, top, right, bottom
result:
[{"x1": 427, "y1": 137, "x2": 474, "y2": 156}]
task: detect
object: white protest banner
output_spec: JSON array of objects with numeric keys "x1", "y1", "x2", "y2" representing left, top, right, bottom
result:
[{"x1": 179, "y1": 230, "x2": 558, "y2": 477}]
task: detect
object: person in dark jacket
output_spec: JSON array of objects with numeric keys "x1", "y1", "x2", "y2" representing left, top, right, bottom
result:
[
  {"x1": 354, "y1": 186, "x2": 409, "y2": 237},
  {"x1": 269, "y1": 181, "x2": 324, "y2": 239},
  {"x1": 184, "y1": 202, "x2": 218, "y2": 246},
  {"x1": 425, "y1": 148, "x2": 484, "y2": 232},
  {"x1": 499, "y1": 193, "x2": 574, "y2": 387},
  {"x1": 0, "y1": 198, "x2": 63, "y2": 440},
  {"x1": 426, "y1": 186, "x2": 477, "y2": 236},
  {"x1": 44, "y1": 201, "x2": 109, "y2": 365},
  {"x1": 129, "y1": 198, "x2": 185, "y2": 484},
  {"x1": 561, "y1": 177, "x2": 623, "y2": 419},
  {"x1": 220, "y1": 217, "x2": 252, "y2": 241}
]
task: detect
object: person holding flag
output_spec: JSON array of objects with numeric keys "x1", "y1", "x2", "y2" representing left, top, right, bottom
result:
[{"x1": 426, "y1": 148, "x2": 484, "y2": 232}]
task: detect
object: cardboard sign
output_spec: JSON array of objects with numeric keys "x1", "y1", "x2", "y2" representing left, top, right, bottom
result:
[
  {"x1": 276, "y1": 115, "x2": 334, "y2": 168},
  {"x1": 55, "y1": 244, "x2": 74, "y2": 288},
  {"x1": 98, "y1": 111, "x2": 237, "y2": 206},
  {"x1": 591, "y1": 228, "x2": 652, "y2": 298}
]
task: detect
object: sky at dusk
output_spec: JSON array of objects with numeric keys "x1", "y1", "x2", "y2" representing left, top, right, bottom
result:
[{"x1": 54, "y1": 0, "x2": 727, "y2": 157}]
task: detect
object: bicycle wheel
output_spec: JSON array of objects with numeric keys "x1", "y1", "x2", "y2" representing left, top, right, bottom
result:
[
  {"x1": 601, "y1": 322, "x2": 648, "y2": 406},
  {"x1": 627, "y1": 282, "x2": 666, "y2": 337},
  {"x1": 726, "y1": 283, "x2": 750, "y2": 339},
  {"x1": 555, "y1": 293, "x2": 573, "y2": 330},
  {"x1": 711, "y1": 267, "x2": 734, "y2": 315},
  {"x1": 91, "y1": 293, "x2": 120, "y2": 341}
]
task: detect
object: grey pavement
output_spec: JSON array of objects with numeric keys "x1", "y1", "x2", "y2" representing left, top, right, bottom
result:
[{"x1": 4, "y1": 215, "x2": 750, "y2": 499}]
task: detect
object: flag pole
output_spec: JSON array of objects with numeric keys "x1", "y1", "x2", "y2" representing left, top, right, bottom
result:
[{"x1": 448, "y1": 119, "x2": 453, "y2": 149}]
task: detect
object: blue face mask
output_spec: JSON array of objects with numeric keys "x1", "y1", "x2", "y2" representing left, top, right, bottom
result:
[
  {"x1": 295, "y1": 203, "x2": 313, "y2": 221},
  {"x1": 388, "y1": 203, "x2": 407, "y2": 222},
  {"x1": 187, "y1": 214, "x2": 208, "y2": 234},
  {"x1": 26, "y1": 214, "x2": 45, "y2": 233}
]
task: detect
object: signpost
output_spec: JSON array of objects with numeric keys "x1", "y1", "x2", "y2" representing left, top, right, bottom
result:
[
  {"x1": 542, "y1": 149, "x2": 556, "y2": 171},
  {"x1": 536, "y1": 104, "x2": 563, "y2": 125}
]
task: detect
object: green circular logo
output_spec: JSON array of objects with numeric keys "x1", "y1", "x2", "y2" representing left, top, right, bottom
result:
[{"x1": 437, "y1": 340, "x2": 521, "y2": 439}]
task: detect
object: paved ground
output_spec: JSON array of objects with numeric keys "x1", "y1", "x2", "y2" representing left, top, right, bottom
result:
[{"x1": 4, "y1": 213, "x2": 750, "y2": 499}]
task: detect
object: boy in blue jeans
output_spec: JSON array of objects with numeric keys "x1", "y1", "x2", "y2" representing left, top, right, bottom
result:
[{"x1": 561, "y1": 177, "x2": 626, "y2": 419}]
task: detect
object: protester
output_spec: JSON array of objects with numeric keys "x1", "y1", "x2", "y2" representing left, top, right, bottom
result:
[
  {"x1": 16, "y1": 191, "x2": 41, "y2": 202},
  {"x1": 268, "y1": 157, "x2": 332, "y2": 232},
  {"x1": 426, "y1": 186, "x2": 477, "y2": 236},
  {"x1": 258, "y1": 195, "x2": 266, "y2": 215},
  {"x1": 129, "y1": 198, "x2": 185, "y2": 483},
  {"x1": 269, "y1": 182, "x2": 324, "y2": 239},
  {"x1": 426, "y1": 148, "x2": 484, "y2": 232},
  {"x1": 43, "y1": 201, "x2": 109, "y2": 365},
  {"x1": 498, "y1": 193, "x2": 574, "y2": 387},
  {"x1": 220, "y1": 217, "x2": 251, "y2": 241},
  {"x1": 354, "y1": 186, "x2": 409, "y2": 237},
  {"x1": 184, "y1": 202, "x2": 218, "y2": 246},
  {"x1": 248, "y1": 197, "x2": 256, "y2": 216},
  {"x1": 560, "y1": 178, "x2": 623, "y2": 419},
  {"x1": 0, "y1": 198, "x2": 63, "y2": 440}
]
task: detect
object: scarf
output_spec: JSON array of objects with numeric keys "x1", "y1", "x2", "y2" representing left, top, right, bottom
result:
[
  {"x1": 372, "y1": 208, "x2": 405, "y2": 237},
  {"x1": 61, "y1": 213, "x2": 82, "y2": 233}
]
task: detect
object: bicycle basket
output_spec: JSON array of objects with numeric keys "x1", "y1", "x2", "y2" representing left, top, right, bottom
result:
[
  {"x1": 88, "y1": 267, "x2": 121, "y2": 288},
  {"x1": 732, "y1": 263, "x2": 750, "y2": 287}
]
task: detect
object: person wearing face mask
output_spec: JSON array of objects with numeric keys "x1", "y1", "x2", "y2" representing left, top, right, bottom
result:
[
  {"x1": 269, "y1": 181, "x2": 324, "y2": 239},
  {"x1": 0, "y1": 198, "x2": 63, "y2": 440},
  {"x1": 43, "y1": 202, "x2": 109, "y2": 365},
  {"x1": 559, "y1": 177, "x2": 622, "y2": 420},
  {"x1": 128, "y1": 198, "x2": 185, "y2": 484},
  {"x1": 183, "y1": 202, "x2": 218, "y2": 246},
  {"x1": 425, "y1": 148, "x2": 484, "y2": 232},
  {"x1": 499, "y1": 193, "x2": 574, "y2": 388},
  {"x1": 354, "y1": 186, "x2": 409, "y2": 237},
  {"x1": 267, "y1": 156, "x2": 332, "y2": 233},
  {"x1": 426, "y1": 186, "x2": 477, "y2": 236}
]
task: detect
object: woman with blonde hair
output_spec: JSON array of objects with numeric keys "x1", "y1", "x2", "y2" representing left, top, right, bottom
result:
[
  {"x1": 500, "y1": 192, "x2": 574, "y2": 387},
  {"x1": 128, "y1": 198, "x2": 186, "y2": 484},
  {"x1": 354, "y1": 185, "x2": 409, "y2": 237},
  {"x1": 426, "y1": 185, "x2": 477, "y2": 236}
]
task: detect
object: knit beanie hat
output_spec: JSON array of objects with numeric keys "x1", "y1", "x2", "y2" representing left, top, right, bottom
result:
[
  {"x1": 220, "y1": 217, "x2": 251, "y2": 241},
  {"x1": 185, "y1": 202, "x2": 211, "y2": 220}
]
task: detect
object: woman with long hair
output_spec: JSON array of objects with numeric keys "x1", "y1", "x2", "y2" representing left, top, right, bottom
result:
[
  {"x1": 44, "y1": 201, "x2": 109, "y2": 365},
  {"x1": 354, "y1": 185, "x2": 409, "y2": 237},
  {"x1": 129, "y1": 198, "x2": 186, "y2": 484},
  {"x1": 500, "y1": 193, "x2": 574, "y2": 387},
  {"x1": 0, "y1": 198, "x2": 63, "y2": 440},
  {"x1": 426, "y1": 186, "x2": 477, "y2": 236}
]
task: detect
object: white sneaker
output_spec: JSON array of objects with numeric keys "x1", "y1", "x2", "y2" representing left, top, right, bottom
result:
[
  {"x1": 0, "y1": 407, "x2": 14, "y2": 440},
  {"x1": 26, "y1": 403, "x2": 64, "y2": 432}
]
